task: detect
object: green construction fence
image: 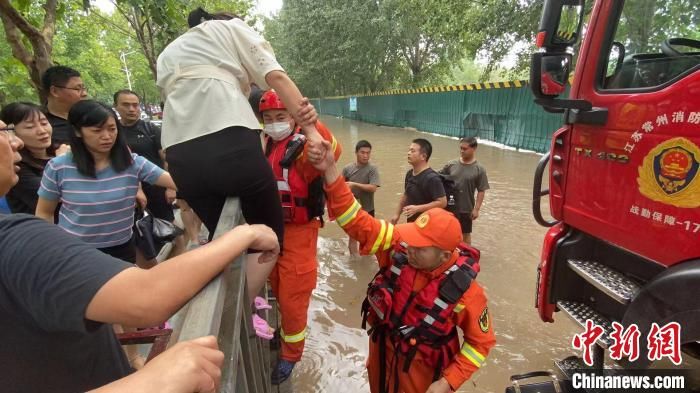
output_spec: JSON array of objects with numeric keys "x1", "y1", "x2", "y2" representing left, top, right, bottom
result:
[{"x1": 311, "y1": 81, "x2": 564, "y2": 153}]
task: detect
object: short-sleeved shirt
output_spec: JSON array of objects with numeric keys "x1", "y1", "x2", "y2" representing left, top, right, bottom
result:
[
  {"x1": 440, "y1": 160, "x2": 490, "y2": 213},
  {"x1": 404, "y1": 168, "x2": 445, "y2": 222},
  {"x1": 157, "y1": 18, "x2": 285, "y2": 149},
  {"x1": 122, "y1": 120, "x2": 164, "y2": 168},
  {"x1": 38, "y1": 153, "x2": 165, "y2": 248},
  {"x1": 342, "y1": 162, "x2": 381, "y2": 213},
  {"x1": 0, "y1": 214, "x2": 132, "y2": 392},
  {"x1": 46, "y1": 111, "x2": 73, "y2": 147},
  {"x1": 6, "y1": 150, "x2": 49, "y2": 215}
]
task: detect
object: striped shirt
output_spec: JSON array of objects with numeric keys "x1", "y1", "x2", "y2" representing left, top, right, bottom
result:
[{"x1": 38, "y1": 153, "x2": 165, "y2": 248}]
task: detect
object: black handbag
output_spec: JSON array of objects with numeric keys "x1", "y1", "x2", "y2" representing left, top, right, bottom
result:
[
  {"x1": 505, "y1": 371, "x2": 576, "y2": 393},
  {"x1": 134, "y1": 211, "x2": 184, "y2": 260}
]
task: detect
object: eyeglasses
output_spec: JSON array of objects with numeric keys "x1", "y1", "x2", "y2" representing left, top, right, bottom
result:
[
  {"x1": 54, "y1": 85, "x2": 88, "y2": 93},
  {"x1": 0, "y1": 125, "x2": 16, "y2": 140}
]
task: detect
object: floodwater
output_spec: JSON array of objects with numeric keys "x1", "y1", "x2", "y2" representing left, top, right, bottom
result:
[{"x1": 285, "y1": 115, "x2": 580, "y2": 392}]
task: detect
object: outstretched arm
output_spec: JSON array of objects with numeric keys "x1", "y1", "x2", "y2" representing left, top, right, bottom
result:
[
  {"x1": 86, "y1": 224, "x2": 279, "y2": 327},
  {"x1": 265, "y1": 71, "x2": 321, "y2": 142}
]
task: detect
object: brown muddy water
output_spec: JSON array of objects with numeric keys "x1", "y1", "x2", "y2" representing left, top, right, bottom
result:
[{"x1": 283, "y1": 115, "x2": 580, "y2": 392}]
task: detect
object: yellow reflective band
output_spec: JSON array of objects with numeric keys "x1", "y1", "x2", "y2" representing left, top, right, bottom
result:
[
  {"x1": 382, "y1": 224, "x2": 395, "y2": 251},
  {"x1": 337, "y1": 200, "x2": 361, "y2": 227},
  {"x1": 331, "y1": 136, "x2": 338, "y2": 153},
  {"x1": 460, "y1": 343, "x2": 485, "y2": 368},
  {"x1": 369, "y1": 220, "x2": 387, "y2": 254},
  {"x1": 453, "y1": 304, "x2": 465, "y2": 313},
  {"x1": 281, "y1": 327, "x2": 307, "y2": 343}
]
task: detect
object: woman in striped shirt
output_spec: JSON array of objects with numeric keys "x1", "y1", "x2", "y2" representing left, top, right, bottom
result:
[{"x1": 36, "y1": 100, "x2": 177, "y2": 263}]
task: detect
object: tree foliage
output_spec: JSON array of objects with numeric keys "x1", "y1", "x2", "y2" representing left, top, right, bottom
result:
[
  {"x1": 112, "y1": 0, "x2": 253, "y2": 80},
  {"x1": 0, "y1": 0, "x2": 254, "y2": 105},
  {"x1": 1, "y1": 0, "x2": 695, "y2": 105},
  {"x1": 265, "y1": 0, "x2": 539, "y2": 97},
  {"x1": 0, "y1": 0, "x2": 64, "y2": 101}
]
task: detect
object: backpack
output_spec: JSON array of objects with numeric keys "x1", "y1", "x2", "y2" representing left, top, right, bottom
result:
[{"x1": 439, "y1": 174, "x2": 460, "y2": 214}]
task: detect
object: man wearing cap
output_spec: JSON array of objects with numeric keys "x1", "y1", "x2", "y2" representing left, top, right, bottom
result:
[{"x1": 307, "y1": 141, "x2": 495, "y2": 393}]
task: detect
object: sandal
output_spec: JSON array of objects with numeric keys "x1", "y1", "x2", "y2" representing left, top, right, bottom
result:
[
  {"x1": 254, "y1": 296, "x2": 272, "y2": 311},
  {"x1": 252, "y1": 314, "x2": 274, "y2": 340}
]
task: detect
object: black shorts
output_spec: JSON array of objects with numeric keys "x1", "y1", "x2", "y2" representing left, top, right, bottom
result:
[
  {"x1": 99, "y1": 238, "x2": 136, "y2": 263},
  {"x1": 457, "y1": 213, "x2": 473, "y2": 234},
  {"x1": 142, "y1": 182, "x2": 175, "y2": 222}
]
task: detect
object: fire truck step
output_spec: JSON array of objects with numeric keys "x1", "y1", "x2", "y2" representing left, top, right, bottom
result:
[
  {"x1": 554, "y1": 356, "x2": 607, "y2": 393},
  {"x1": 557, "y1": 300, "x2": 613, "y2": 348},
  {"x1": 567, "y1": 260, "x2": 640, "y2": 304}
]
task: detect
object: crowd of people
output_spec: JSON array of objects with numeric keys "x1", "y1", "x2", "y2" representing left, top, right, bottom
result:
[{"x1": 0, "y1": 6, "x2": 496, "y2": 393}]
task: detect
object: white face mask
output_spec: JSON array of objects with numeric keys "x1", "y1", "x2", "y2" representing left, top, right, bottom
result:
[{"x1": 264, "y1": 122, "x2": 293, "y2": 141}]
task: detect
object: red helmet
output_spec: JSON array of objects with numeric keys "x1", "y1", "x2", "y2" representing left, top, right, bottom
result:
[{"x1": 258, "y1": 90, "x2": 286, "y2": 112}]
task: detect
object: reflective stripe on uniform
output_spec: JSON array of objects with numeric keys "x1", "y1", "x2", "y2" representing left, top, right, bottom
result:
[
  {"x1": 337, "y1": 200, "x2": 361, "y2": 227},
  {"x1": 277, "y1": 181, "x2": 290, "y2": 192},
  {"x1": 434, "y1": 298, "x2": 448, "y2": 309},
  {"x1": 460, "y1": 342, "x2": 486, "y2": 368},
  {"x1": 453, "y1": 304, "x2": 465, "y2": 313},
  {"x1": 382, "y1": 224, "x2": 395, "y2": 251},
  {"x1": 281, "y1": 327, "x2": 307, "y2": 343},
  {"x1": 331, "y1": 136, "x2": 338, "y2": 153},
  {"x1": 369, "y1": 220, "x2": 387, "y2": 254}
]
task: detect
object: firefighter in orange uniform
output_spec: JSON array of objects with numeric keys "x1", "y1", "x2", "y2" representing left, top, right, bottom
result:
[
  {"x1": 258, "y1": 90, "x2": 341, "y2": 384},
  {"x1": 307, "y1": 140, "x2": 495, "y2": 393}
]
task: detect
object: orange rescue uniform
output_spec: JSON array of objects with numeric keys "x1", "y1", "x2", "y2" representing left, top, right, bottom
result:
[
  {"x1": 268, "y1": 121, "x2": 341, "y2": 362},
  {"x1": 324, "y1": 177, "x2": 496, "y2": 392}
]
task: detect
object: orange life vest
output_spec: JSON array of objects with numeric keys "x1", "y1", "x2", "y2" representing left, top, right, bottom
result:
[
  {"x1": 265, "y1": 131, "x2": 325, "y2": 224},
  {"x1": 362, "y1": 242, "x2": 481, "y2": 391}
]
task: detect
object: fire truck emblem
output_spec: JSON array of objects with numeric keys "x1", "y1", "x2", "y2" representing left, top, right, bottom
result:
[{"x1": 637, "y1": 137, "x2": 700, "y2": 208}]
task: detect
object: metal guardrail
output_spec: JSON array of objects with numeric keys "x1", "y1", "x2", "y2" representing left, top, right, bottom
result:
[{"x1": 168, "y1": 198, "x2": 272, "y2": 393}]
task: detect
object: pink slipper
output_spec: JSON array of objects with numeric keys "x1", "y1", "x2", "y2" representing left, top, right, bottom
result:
[
  {"x1": 138, "y1": 321, "x2": 171, "y2": 331},
  {"x1": 252, "y1": 314, "x2": 274, "y2": 340},
  {"x1": 254, "y1": 296, "x2": 272, "y2": 311}
]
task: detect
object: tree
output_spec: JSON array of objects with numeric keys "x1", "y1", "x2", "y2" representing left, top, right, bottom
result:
[
  {"x1": 385, "y1": 0, "x2": 470, "y2": 86},
  {"x1": 0, "y1": 0, "x2": 66, "y2": 101},
  {"x1": 110, "y1": 0, "x2": 253, "y2": 80},
  {"x1": 265, "y1": 0, "x2": 468, "y2": 96}
]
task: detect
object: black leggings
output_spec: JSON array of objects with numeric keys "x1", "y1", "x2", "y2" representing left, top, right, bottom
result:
[{"x1": 166, "y1": 127, "x2": 284, "y2": 246}]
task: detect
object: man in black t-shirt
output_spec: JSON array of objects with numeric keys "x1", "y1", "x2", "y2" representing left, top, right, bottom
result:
[
  {"x1": 0, "y1": 120, "x2": 279, "y2": 392},
  {"x1": 41, "y1": 66, "x2": 87, "y2": 147},
  {"x1": 114, "y1": 89, "x2": 175, "y2": 223},
  {"x1": 391, "y1": 138, "x2": 446, "y2": 223}
]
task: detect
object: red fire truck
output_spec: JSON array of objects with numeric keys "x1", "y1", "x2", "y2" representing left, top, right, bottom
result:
[{"x1": 530, "y1": 0, "x2": 700, "y2": 373}]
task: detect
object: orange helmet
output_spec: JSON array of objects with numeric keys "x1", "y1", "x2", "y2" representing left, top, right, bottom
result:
[{"x1": 258, "y1": 90, "x2": 286, "y2": 112}]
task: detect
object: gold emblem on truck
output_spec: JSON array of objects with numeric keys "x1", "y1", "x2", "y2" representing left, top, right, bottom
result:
[{"x1": 637, "y1": 137, "x2": 700, "y2": 208}]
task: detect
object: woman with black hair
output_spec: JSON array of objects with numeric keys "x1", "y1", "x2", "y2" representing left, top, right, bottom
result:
[
  {"x1": 0, "y1": 102, "x2": 69, "y2": 215},
  {"x1": 156, "y1": 7, "x2": 325, "y2": 250},
  {"x1": 35, "y1": 100, "x2": 177, "y2": 264}
]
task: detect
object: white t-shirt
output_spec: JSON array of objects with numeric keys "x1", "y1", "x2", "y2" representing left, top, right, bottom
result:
[{"x1": 156, "y1": 18, "x2": 284, "y2": 149}]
